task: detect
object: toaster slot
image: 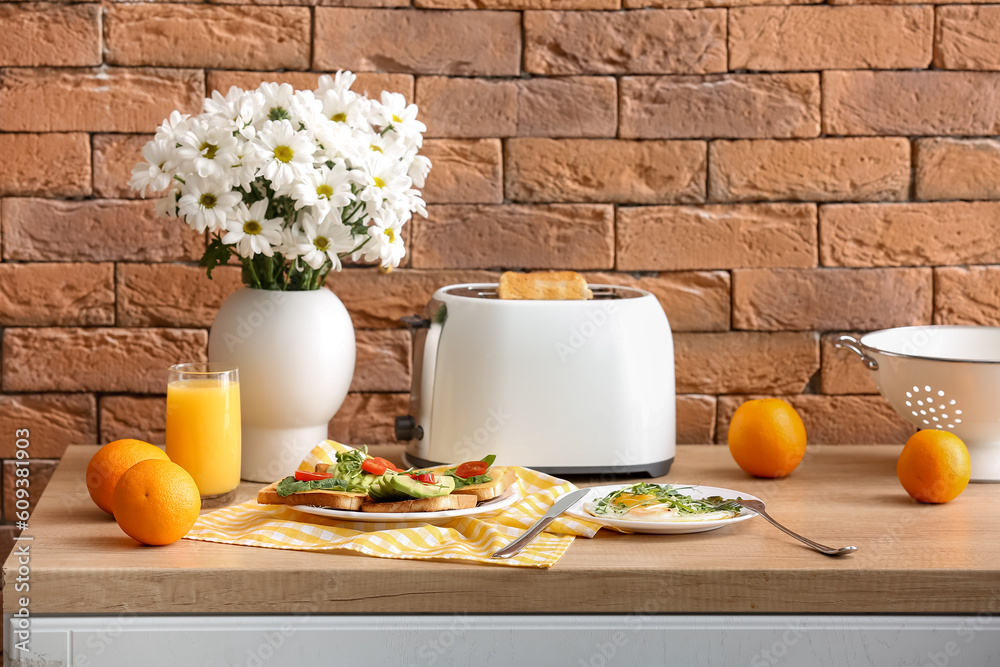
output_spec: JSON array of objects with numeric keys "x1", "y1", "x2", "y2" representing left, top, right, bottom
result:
[{"x1": 442, "y1": 285, "x2": 639, "y2": 300}]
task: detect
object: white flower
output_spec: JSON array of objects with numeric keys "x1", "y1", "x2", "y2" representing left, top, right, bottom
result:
[
  {"x1": 318, "y1": 78, "x2": 369, "y2": 129},
  {"x1": 354, "y1": 152, "x2": 412, "y2": 216},
  {"x1": 287, "y1": 162, "x2": 354, "y2": 216},
  {"x1": 176, "y1": 123, "x2": 240, "y2": 182},
  {"x1": 229, "y1": 147, "x2": 264, "y2": 193},
  {"x1": 252, "y1": 84, "x2": 322, "y2": 132},
  {"x1": 295, "y1": 213, "x2": 357, "y2": 271},
  {"x1": 155, "y1": 185, "x2": 181, "y2": 218},
  {"x1": 363, "y1": 210, "x2": 406, "y2": 268},
  {"x1": 407, "y1": 154, "x2": 432, "y2": 189},
  {"x1": 367, "y1": 131, "x2": 407, "y2": 161},
  {"x1": 177, "y1": 176, "x2": 242, "y2": 233},
  {"x1": 204, "y1": 86, "x2": 261, "y2": 141},
  {"x1": 405, "y1": 188, "x2": 427, "y2": 219},
  {"x1": 377, "y1": 91, "x2": 426, "y2": 148},
  {"x1": 154, "y1": 110, "x2": 192, "y2": 144},
  {"x1": 317, "y1": 71, "x2": 357, "y2": 97},
  {"x1": 129, "y1": 139, "x2": 176, "y2": 196},
  {"x1": 203, "y1": 86, "x2": 241, "y2": 116},
  {"x1": 131, "y1": 72, "x2": 430, "y2": 284},
  {"x1": 290, "y1": 89, "x2": 324, "y2": 129},
  {"x1": 276, "y1": 224, "x2": 301, "y2": 259},
  {"x1": 256, "y1": 82, "x2": 297, "y2": 127},
  {"x1": 313, "y1": 122, "x2": 368, "y2": 164},
  {"x1": 254, "y1": 120, "x2": 316, "y2": 189},
  {"x1": 221, "y1": 200, "x2": 283, "y2": 258}
]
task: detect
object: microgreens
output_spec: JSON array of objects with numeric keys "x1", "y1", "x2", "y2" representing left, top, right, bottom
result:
[{"x1": 591, "y1": 483, "x2": 743, "y2": 517}]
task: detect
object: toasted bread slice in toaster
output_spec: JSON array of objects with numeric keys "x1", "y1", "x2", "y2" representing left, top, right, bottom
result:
[
  {"x1": 256, "y1": 481, "x2": 366, "y2": 510},
  {"x1": 360, "y1": 494, "x2": 477, "y2": 513},
  {"x1": 498, "y1": 271, "x2": 593, "y2": 300},
  {"x1": 450, "y1": 467, "x2": 518, "y2": 502}
]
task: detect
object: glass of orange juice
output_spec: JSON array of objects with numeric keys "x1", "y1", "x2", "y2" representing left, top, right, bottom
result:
[{"x1": 166, "y1": 363, "x2": 241, "y2": 508}]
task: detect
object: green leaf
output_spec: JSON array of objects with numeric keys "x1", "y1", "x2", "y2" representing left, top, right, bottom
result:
[
  {"x1": 200, "y1": 236, "x2": 233, "y2": 280},
  {"x1": 267, "y1": 106, "x2": 291, "y2": 122},
  {"x1": 449, "y1": 472, "x2": 492, "y2": 489},
  {"x1": 443, "y1": 453, "x2": 496, "y2": 488},
  {"x1": 275, "y1": 475, "x2": 367, "y2": 497}
]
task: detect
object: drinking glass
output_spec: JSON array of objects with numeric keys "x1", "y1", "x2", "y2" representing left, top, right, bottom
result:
[{"x1": 166, "y1": 363, "x2": 241, "y2": 508}]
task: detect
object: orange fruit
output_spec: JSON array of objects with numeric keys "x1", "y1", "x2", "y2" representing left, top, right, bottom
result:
[
  {"x1": 86, "y1": 439, "x2": 171, "y2": 514},
  {"x1": 897, "y1": 430, "x2": 971, "y2": 504},
  {"x1": 113, "y1": 459, "x2": 201, "y2": 546},
  {"x1": 728, "y1": 398, "x2": 807, "y2": 478}
]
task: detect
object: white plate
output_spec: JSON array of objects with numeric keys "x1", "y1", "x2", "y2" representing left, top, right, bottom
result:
[
  {"x1": 291, "y1": 485, "x2": 521, "y2": 525},
  {"x1": 564, "y1": 484, "x2": 760, "y2": 534}
]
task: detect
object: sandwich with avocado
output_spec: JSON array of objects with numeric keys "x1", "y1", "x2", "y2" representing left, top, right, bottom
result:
[
  {"x1": 409, "y1": 455, "x2": 518, "y2": 503},
  {"x1": 256, "y1": 449, "x2": 517, "y2": 513}
]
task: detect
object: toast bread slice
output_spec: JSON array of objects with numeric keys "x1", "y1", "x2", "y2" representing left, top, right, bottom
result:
[
  {"x1": 498, "y1": 271, "x2": 593, "y2": 300},
  {"x1": 290, "y1": 461, "x2": 516, "y2": 508},
  {"x1": 360, "y1": 494, "x2": 477, "y2": 513},
  {"x1": 256, "y1": 481, "x2": 366, "y2": 510},
  {"x1": 400, "y1": 466, "x2": 518, "y2": 502},
  {"x1": 450, "y1": 467, "x2": 517, "y2": 502}
]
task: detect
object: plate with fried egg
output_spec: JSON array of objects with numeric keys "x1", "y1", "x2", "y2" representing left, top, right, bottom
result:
[{"x1": 565, "y1": 482, "x2": 761, "y2": 534}]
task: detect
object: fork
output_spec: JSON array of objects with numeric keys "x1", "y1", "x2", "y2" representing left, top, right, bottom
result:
[{"x1": 736, "y1": 499, "x2": 857, "y2": 557}]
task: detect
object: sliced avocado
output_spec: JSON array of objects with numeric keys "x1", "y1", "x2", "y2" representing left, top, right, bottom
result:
[
  {"x1": 390, "y1": 473, "x2": 455, "y2": 499},
  {"x1": 365, "y1": 472, "x2": 456, "y2": 503},
  {"x1": 352, "y1": 471, "x2": 378, "y2": 490},
  {"x1": 325, "y1": 462, "x2": 378, "y2": 490},
  {"x1": 367, "y1": 472, "x2": 399, "y2": 502}
]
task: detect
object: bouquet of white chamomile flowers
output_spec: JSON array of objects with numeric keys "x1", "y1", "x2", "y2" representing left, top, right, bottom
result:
[{"x1": 129, "y1": 72, "x2": 430, "y2": 291}]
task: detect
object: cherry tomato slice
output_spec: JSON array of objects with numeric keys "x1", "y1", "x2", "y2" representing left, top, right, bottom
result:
[
  {"x1": 294, "y1": 470, "x2": 334, "y2": 482},
  {"x1": 361, "y1": 458, "x2": 389, "y2": 475},
  {"x1": 375, "y1": 457, "x2": 403, "y2": 473},
  {"x1": 361, "y1": 457, "x2": 401, "y2": 475},
  {"x1": 454, "y1": 461, "x2": 489, "y2": 478},
  {"x1": 410, "y1": 472, "x2": 437, "y2": 484}
]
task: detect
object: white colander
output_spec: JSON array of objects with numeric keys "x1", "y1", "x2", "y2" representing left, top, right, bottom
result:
[{"x1": 837, "y1": 326, "x2": 1000, "y2": 482}]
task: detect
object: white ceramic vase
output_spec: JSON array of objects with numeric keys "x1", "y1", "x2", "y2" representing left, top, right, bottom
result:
[{"x1": 208, "y1": 287, "x2": 355, "y2": 482}]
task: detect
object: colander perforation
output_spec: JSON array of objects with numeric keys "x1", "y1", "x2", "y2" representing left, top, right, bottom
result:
[
  {"x1": 836, "y1": 327, "x2": 1000, "y2": 481},
  {"x1": 906, "y1": 386, "x2": 961, "y2": 430}
]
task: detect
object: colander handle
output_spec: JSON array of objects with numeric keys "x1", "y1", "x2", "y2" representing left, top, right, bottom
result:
[{"x1": 834, "y1": 335, "x2": 879, "y2": 371}]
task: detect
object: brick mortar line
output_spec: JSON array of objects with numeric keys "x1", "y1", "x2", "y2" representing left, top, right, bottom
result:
[
  {"x1": 6, "y1": 130, "x2": 1000, "y2": 140},
  {"x1": 931, "y1": 262, "x2": 938, "y2": 326},
  {"x1": 98, "y1": 0, "x2": 106, "y2": 66},
  {"x1": 309, "y1": 6, "x2": 316, "y2": 74},
  {"x1": 815, "y1": 199, "x2": 824, "y2": 268},
  {"x1": 15, "y1": 69, "x2": 1000, "y2": 78}
]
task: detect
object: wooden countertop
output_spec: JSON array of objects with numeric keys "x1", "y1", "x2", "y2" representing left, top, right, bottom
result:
[{"x1": 5, "y1": 444, "x2": 1000, "y2": 615}]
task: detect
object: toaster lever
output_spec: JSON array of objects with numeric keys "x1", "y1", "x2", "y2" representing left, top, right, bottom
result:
[
  {"x1": 401, "y1": 315, "x2": 430, "y2": 329},
  {"x1": 394, "y1": 415, "x2": 423, "y2": 442}
]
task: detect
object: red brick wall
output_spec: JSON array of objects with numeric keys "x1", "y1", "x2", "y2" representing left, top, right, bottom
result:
[{"x1": 4, "y1": 0, "x2": 999, "y2": 545}]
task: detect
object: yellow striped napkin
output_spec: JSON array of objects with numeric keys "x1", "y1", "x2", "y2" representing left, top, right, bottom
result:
[{"x1": 185, "y1": 441, "x2": 603, "y2": 568}]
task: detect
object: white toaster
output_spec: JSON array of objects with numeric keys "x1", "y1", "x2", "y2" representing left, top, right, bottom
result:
[{"x1": 394, "y1": 283, "x2": 676, "y2": 476}]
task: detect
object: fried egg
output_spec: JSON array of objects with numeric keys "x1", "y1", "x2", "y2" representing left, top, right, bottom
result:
[{"x1": 583, "y1": 494, "x2": 739, "y2": 523}]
